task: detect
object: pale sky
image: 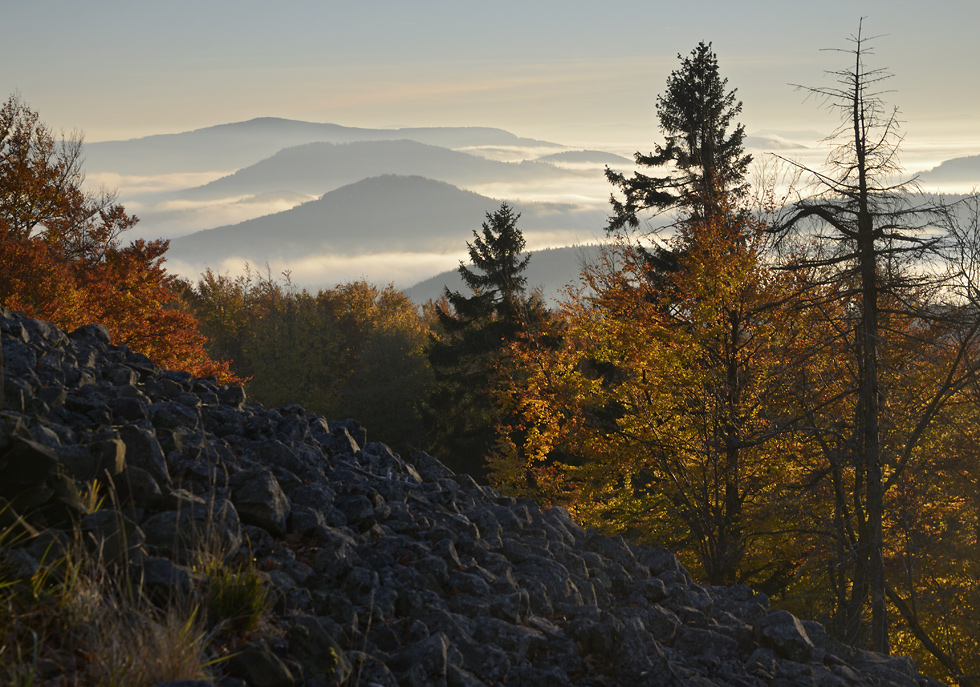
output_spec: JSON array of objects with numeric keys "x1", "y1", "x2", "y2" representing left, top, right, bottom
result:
[{"x1": 4, "y1": 0, "x2": 979, "y2": 157}]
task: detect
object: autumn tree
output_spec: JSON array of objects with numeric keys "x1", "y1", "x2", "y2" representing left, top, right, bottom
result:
[
  {"x1": 606, "y1": 41, "x2": 752, "y2": 235},
  {"x1": 427, "y1": 203, "x2": 546, "y2": 477},
  {"x1": 0, "y1": 94, "x2": 235, "y2": 381},
  {"x1": 491, "y1": 203, "x2": 813, "y2": 590},
  {"x1": 186, "y1": 270, "x2": 434, "y2": 451}
]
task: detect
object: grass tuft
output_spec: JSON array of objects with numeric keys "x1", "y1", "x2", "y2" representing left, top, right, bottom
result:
[
  {"x1": 0, "y1": 504, "x2": 216, "y2": 686},
  {"x1": 196, "y1": 552, "x2": 271, "y2": 634},
  {"x1": 84, "y1": 601, "x2": 210, "y2": 687}
]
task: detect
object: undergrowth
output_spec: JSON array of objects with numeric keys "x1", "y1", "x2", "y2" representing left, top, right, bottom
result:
[
  {"x1": 194, "y1": 537, "x2": 271, "y2": 635},
  {"x1": 0, "y1": 485, "x2": 272, "y2": 686}
]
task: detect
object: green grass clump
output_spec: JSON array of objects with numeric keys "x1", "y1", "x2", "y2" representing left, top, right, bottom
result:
[{"x1": 196, "y1": 552, "x2": 271, "y2": 634}]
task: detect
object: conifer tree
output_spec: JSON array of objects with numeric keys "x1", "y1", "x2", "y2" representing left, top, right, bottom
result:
[
  {"x1": 606, "y1": 41, "x2": 752, "y2": 234},
  {"x1": 427, "y1": 203, "x2": 543, "y2": 477}
]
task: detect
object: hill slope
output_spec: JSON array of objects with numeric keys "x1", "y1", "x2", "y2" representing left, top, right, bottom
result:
[
  {"x1": 166, "y1": 175, "x2": 608, "y2": 272},
  {"x1": 174, "y1": 139, "x2": 583, "y2": 201},
  {"x1": 406, "y1": 244, "x2": 607, "y2": 305},
  {"x1": 916, "y1": 154, "x2": 980, "y2": 188},
  {"x1": 0, "y1": 304, "x2": 943, "y2": 687}
]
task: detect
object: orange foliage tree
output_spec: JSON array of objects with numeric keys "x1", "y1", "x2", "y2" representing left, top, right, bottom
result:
[
  {"x1": 0, "y1": 94, "x2": 235, "y2": 381},
  {"x1": 491, "y1": 190, "x2": 980, "y2": 677},
  {"x1": 490, "y1": 206, "x2": 815, "y2": 591}
]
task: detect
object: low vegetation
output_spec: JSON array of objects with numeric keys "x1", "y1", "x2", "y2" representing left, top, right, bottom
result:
[{"x1": 0, "y1": 501, "x2": 270, "y2": 686}]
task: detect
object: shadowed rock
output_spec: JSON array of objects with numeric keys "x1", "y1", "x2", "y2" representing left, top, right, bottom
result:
[{"x1": 0, "y1": 304, "x2": 945, "y2": 687}]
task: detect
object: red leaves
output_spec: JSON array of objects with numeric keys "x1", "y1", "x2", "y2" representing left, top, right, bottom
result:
[{"x1": 0, "y1": 95, "x2": 238, "y2": 383}]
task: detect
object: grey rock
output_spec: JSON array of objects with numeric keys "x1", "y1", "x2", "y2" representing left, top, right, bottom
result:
[
  {"x1": 758, "y1": 609, "x2": 822, "y2": 664},
  {"x1": 117, "y1": 423, "x2": 171, "y2": 488},
  {"x1": 69, "y1": 322, "x2": 110, "y2": 347},
  {"x1": 132, "y1": 556, "x2": 202, "y2": 602},
  {"x1": 231, "y1": 467, "x2": 290, "y2": 536},
  {"x1": 0, "y1": 435, "x2": 59, "y2": 490},
  {"x1": 228, "y1": 641, "x2": 295, "y2": 687},
  {"x1": 391, "y1": 632, "x2": 450, "y2": 687},
  {"x1": 335, "y1": 494, "x2": 375, "y2": 530},
  {"x1": 141, "y1": 498, "x2": 242, "y2": 561},
  {"x1": 287, "y1": 615, "x2": 351, "y2": 684},
  {"x1": 117, "y1": 465, "x2": 163, "y2": 507},
  {"x1": 80, "y1": 508, "x2": 145, "y2": 565},
  {"x1": 0, "y1": 307, "x2": 942, "y2": 687}
]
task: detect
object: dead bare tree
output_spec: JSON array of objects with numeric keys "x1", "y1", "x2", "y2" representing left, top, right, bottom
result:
[{"x1": 772, "y1": 21, "x2": 965, "y2": 655}]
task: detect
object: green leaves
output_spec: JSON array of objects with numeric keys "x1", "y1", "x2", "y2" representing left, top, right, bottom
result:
[
  {"x1": 427, "y1": 203, "x2": 545, "y2": 477},
  {"x1": 187, "y1": 272, "x2": 434, "y2": 452}
]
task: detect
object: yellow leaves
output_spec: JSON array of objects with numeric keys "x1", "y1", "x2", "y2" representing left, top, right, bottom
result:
[{"x1": 489, "y1": 205, "x2": 816, "y2": 587}]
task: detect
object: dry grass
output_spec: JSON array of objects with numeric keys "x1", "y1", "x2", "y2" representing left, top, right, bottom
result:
[
  {"x1": 0, "y1": 506, "x2": 234, "y2": 686},
  {"x1": 0, "y1": 453, "x2": 279, "y2": 686},
  {"x1": 83, "y1": 601, "x2": 210, "y2": 687}
]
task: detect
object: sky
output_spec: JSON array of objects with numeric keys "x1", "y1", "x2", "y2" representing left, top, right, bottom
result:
[{"x1": 4, "y1": 0, "x2": 979, "y2": 163}]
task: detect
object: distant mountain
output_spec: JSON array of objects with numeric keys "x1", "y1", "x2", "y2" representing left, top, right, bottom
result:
[
  {"x1": 536, "y1": 150, "x2": 633, "y2": 165},
  {"x1": 751, "y1": 129, "x2": 824, "y2": 143},
  {"x1": 85, "y1": 118, "x2": 562, "y2": 176},
  {"x1": 174, "y1": 139, "x2": 584, "y2": 201},
  {"x1": 743, "y1": 135, "x2": 811, "y2": 151},
  {"x1": 166, "y1": 175, "x2": 608, "y2": 270},
  {"x1": 917, "y1": 155, "x2": 980, "y2": 186},
  {"x1": 404, "y1": 244, "x2": 607, "y2": 305}
]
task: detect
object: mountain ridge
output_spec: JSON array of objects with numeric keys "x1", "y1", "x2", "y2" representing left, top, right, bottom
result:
[
  {"x1": 85, "y1": 118, "x2": 564, "y2": 176},
  {"x1": 172, "y1": 139, "x2": 586, "y2": 202},
  {"x1": 165, "y1": 175, "x2": 608, "y2": 280}
]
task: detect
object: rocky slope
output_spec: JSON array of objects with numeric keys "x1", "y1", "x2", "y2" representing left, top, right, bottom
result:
[{"x1": 0, "y1": 305, "x2": 943, "y2": 687}]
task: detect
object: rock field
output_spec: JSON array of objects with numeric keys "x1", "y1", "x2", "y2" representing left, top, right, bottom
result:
[{"x1": 0, "y1": 305, "x2": 943, "y2": 686}]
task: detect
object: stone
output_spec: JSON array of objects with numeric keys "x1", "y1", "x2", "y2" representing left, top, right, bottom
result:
[
  {"x1": 231, "y1": 467, "x2": 290, "y2": 536},
  {"x1": 131, "y1": 556, "x2": 201, "y2": 603},
  {"x1": 287, "y1": 616, "x2": 351, "y2": 685},
  {"x1": 117, "y1": 423, "x2": 171, "y2": 488},
  {"x1": 390, "y1": 632, "x2": 450, "y2": 687},
  {"x1": 142, "y1": 499, "x2": 242, "y2": 562},
  {"x1": 0, "y1": 435, "x2": 59, "y2": 491},
  {"x1": 758, "y1": 610, "x2": 822, "y2": 664},
  {"x1": 0, "y1": 306, "x2": 941, "y2": 687},
  {"x1": 228, "y1": 641, "x2": 295, "y2": 687},
  {"x1": 80, "y1": 509, "x2": 145, "y2": 565}
]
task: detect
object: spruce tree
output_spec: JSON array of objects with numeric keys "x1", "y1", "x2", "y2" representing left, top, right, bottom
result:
[
  {"x1": 427, "y1": 203, "x2": 542, "y2": 478},
  {"x1": 606, "y1": 41, "x2": 752, "y2": 234}
]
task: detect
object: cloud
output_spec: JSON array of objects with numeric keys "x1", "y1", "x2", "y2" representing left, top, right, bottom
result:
[
  {"x1": 166, "y1": 250, "x2": 471, "y2": 291},
  {"x1": 123, "y1": 193, "x2": 315, "y2": 241},
  {"x1": 85, "y1": 171, "x2": 232, "y2": 198},
  {"x1": 465, "y1": 177, "x2": 610, "y2": 210}
]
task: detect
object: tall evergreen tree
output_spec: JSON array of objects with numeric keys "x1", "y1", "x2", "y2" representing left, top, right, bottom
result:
[
  {"x1": 427, "y1": 203, "x2": 543, "y2": 478},
  {"x1": 606, "y1": 41, "x2": 752, "y2": 234}
]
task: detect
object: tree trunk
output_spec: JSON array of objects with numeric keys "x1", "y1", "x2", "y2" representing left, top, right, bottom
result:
[{"x1": 853, "y1": 54, "x2": 888, "y2": 652}]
